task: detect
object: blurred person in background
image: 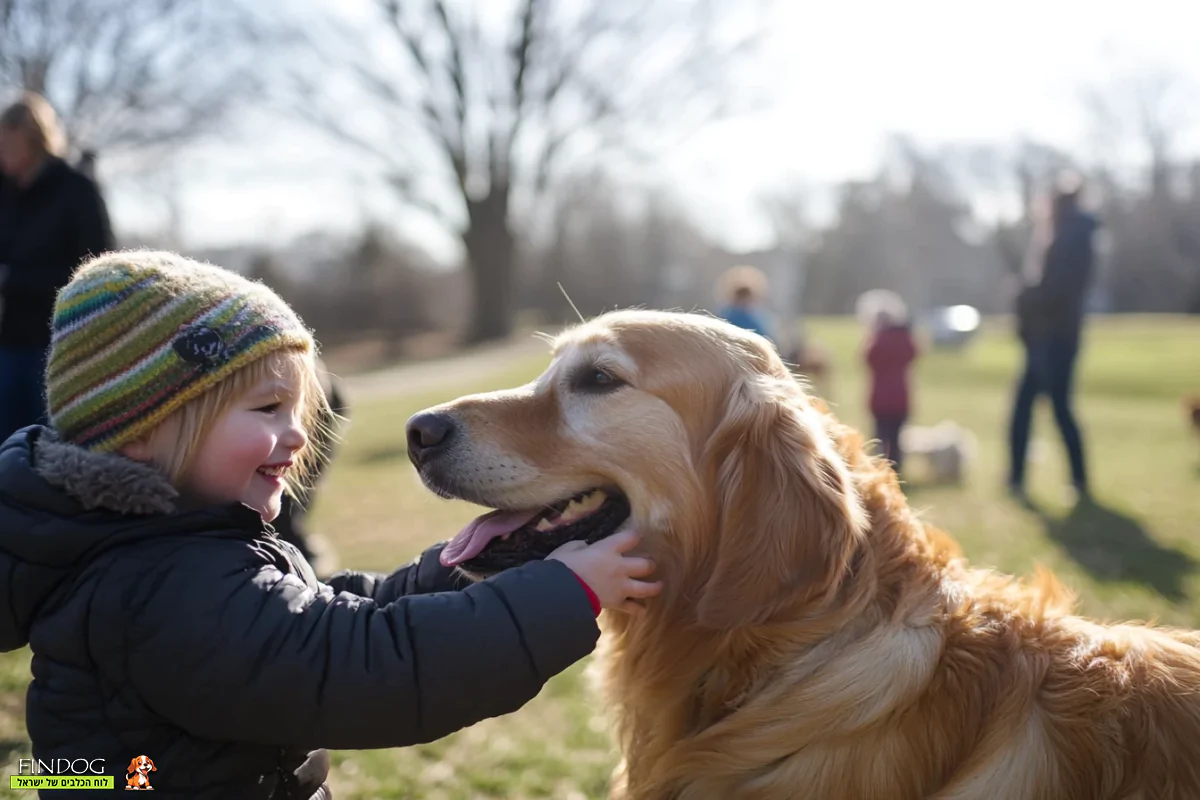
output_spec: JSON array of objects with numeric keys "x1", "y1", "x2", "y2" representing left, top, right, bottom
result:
[
  {"x1": 0, "y1": 92, "x2": 114, "y2": 440},
  {"x1": 1008, "y1": 172, "x2": 1098, "y2": 502},
  {"x1": 716, "y1": 264, "x2": 776, "y2": 344},
  {"x1": 858, "y1": 289, "x2": 918, "y2": 475}
]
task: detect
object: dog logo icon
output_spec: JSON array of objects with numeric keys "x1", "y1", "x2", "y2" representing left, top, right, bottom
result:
[{"x1": 125, "y1": 755, "x2": 155, "y2": 790}]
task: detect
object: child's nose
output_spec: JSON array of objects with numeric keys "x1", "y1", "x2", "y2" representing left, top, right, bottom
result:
[{"x1": 282, "y1": 420, "x2": 308, "y2": 451}]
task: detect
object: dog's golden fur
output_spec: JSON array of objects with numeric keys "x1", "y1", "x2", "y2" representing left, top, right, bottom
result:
[{"x1": 422, "y1": 310, "x2": 1200, "y2": 800}]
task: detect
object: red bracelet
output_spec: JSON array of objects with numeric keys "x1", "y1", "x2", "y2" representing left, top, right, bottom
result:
[{"x1": 571, "y1": 572, "x2": 602, "y2": 617}]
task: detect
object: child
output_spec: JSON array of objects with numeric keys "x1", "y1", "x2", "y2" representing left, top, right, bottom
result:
[
  {"x1": 715, "y1": 265, "x2": 776, "y2": 345},
  {"x1": 860, "y1": 290, "x2": 918, "y2": 474},
  {"x1": 0, "y1": 251, "x2": 660, "y2": 798}
]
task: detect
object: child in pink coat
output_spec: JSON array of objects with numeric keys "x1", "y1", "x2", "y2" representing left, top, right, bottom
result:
[{"x1": 861, "y1": 292, "x2": 918, "y2": 473}]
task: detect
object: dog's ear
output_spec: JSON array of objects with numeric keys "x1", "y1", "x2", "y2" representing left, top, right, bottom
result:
[
  {"x1": 147, "y1": 758, "x2": 156, "y2": 772},
  {"x1": 696, "y1": 377, "x2": 866, "y2": 629},
  {"x1": 126, "y1": 758, "x2": 139, "y2": 775}
]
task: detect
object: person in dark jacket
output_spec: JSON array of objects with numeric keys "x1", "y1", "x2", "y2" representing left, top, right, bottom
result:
[
  {"x1": 0, "y1": 93, "x2": 114, "y2": 441},
  {"x1": 1008, "y1": 174, "x2": 1098, "y2": 501},
  {"x1": 860, "y1": 291, "x2": 919, "y2": 473},
  {"x1": 0, "y1": 250, "x2": 661, "y2": 798}
]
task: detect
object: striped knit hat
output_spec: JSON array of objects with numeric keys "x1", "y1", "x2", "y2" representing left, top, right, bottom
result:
[{"x1": 46, "y1": 250, "x2": 314, "y2": 451}]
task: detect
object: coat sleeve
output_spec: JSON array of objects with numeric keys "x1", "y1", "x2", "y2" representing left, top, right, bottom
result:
[
  {"x1": 1037, "y1": 225, "x2": 1092, "y2": 307},
  {"x1": 899, "y1": 331, "x2": 917, "y2": 366},
  {"x1": 863, "y1": 334, "x2": 880, "y2": 368},
  {"x1": 324, "y1": 542, "x2": 468, "y2": 602},
  {"x1": 74, "y1": 177, "x2": 115, "y2": 259},
  {"x1": 122, "y1": 541, "x2": 599, "y2": 750}
]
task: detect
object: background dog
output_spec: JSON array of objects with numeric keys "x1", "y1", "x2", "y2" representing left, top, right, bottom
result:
[{"x1": 900, "y1": 420, "x2": 977, "y2": 484}]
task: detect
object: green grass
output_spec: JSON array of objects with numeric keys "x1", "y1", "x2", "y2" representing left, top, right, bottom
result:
[{"x1": 1, "y1": 315, "x2": 1198, "y2": 798}]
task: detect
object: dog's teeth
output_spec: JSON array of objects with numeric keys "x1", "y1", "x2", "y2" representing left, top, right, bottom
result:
[
  {"x1": 535, "y1": 518, "x2": 555, "y2": 532},
  {"x1": 560, "y1": 490, "x2": 607, "y2": 523}
]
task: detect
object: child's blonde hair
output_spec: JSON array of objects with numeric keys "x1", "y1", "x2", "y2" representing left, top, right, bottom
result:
[{"x1": 146, "y1": 348, "x2": 335, "y2": 497}]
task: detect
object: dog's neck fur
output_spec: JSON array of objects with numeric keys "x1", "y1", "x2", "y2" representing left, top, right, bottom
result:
[{"x1": 596, "y1": 426, "x2": 960, "y2": 798}]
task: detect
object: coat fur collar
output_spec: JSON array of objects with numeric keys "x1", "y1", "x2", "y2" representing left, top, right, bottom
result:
[{"x1": 33, "y1": 431, "x2": 179, "y2": 516}]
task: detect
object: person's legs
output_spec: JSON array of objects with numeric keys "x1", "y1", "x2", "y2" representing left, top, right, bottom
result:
[
  {"x1": 1007, "y1": 341, "x2": 1044, "y2": 490},
  {"x1": 875, "y1": 414, "x2": 904, "y2": 472},
  {"x1": 890, "y1": 415, "x2": 907, "y2": 474},
  {"x1": 0, "y1": 345, "x2": 49, "y2": 441},
  {"x1": 1045, "y1": 336, "x2": 1087, "y2": 494}
]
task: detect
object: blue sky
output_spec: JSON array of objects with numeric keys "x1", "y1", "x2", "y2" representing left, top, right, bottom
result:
[{"x1": 105, "y1": 0, "x2": 1200, "y2": 264}]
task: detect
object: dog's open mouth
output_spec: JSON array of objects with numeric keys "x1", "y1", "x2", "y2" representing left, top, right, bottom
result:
[{"x1": 440, "y1": 488, "x2": 631, "y2": 573}]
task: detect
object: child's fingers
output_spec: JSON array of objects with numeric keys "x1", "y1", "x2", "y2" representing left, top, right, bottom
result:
[
  {"x1": 623, "y1": 556, "x2": 656, "y2": 578},
  {"x1": 625, "y1": 579, "x2": 663, "y2": 599},
  {"x1": 607, "y1": 529, "x2": 642, "y2": 554}
]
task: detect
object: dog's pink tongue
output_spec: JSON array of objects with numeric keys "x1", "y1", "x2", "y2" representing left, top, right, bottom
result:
[{"x1": 440, "y1": 509, "x2": 541, "y2": 566}]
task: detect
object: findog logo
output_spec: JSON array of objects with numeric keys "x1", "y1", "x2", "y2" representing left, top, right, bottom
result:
[{"x1": 124, "y1": 755, "x2": 156, "y2": 791}]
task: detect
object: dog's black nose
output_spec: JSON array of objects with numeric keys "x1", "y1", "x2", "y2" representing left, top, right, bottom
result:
[{"x1": 406, "y1": 411, "x2": 456, "y2": 465}]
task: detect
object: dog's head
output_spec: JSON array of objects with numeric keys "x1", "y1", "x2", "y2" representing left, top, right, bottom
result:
[
  {"x1": 126, "y1": 755, "x2": 155, "y2": 775},
  {"x1": 408, "y1": 310, "x2": 868, "y2": 627}
]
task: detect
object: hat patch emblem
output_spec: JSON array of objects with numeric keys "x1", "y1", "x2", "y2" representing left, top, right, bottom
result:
[{"x1": 173, "y1": 325, "x2": 228, "y2": 369}]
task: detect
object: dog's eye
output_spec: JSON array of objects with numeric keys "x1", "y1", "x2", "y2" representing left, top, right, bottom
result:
[{"x1": 572, "y1": 366, "x2": 625, "y2": 393}]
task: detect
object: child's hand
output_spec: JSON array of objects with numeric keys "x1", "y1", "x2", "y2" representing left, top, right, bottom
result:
[{"x1": 548, "y1": 530, "x2": 661, "y2": 613}]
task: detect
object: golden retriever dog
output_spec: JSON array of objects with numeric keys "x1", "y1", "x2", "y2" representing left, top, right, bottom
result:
[{"x1": 406, "y1": 310, "x2": 1200, "y2": 800}]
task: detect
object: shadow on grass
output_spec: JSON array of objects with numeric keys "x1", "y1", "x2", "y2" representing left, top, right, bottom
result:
[{"x1": 1031, "y1": 498, "x2": 1196, "y2": 602}]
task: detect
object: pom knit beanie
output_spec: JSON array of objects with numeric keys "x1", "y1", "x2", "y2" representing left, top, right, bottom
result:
[{"x1": 45, "y1": 250, "x2": 314, "y2": 451}]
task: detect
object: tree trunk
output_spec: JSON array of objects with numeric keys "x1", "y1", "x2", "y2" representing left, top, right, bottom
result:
[{"x1": 463, "y1": 192, "x2": 517, "y2": 344}]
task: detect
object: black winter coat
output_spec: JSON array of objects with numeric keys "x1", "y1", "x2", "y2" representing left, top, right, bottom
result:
[
  {"x1": 0, "y1": 157, "x2": 114, "y2": 348},
  {"x1": 0, "y1": 426, "x2": 600, "y2": 798},
  {"x1": 1015, "y1": 210, "x2": 1099, "y2": 342}
]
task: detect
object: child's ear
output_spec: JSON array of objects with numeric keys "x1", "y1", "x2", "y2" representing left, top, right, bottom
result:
[{"x1": 119, "y1": 439, "x2": 154, "y2": 462}]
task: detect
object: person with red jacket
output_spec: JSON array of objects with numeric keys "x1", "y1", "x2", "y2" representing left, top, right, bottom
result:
[{"x1": 861, "y1": 292, "x2": 918, "y2": 474}]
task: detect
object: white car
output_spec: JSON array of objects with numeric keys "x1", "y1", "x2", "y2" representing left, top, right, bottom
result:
[{"x1": 925, "y1": 305, "x2": 981, "y2": 349}]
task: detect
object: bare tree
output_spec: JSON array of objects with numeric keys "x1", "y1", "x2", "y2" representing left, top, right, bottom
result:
[
  {"x1": 297, "y1": 0, "x2": 768, "y2": 343},
  {"x1": 1081, "y1": 61, "x2": 1200, "y2": 309},
  {"x1": 0, "y1": 0, "x2": 273, "y2": 163},
  {"x1": 1082, "y1": 63, "x2": 1194, "y2": 197}
]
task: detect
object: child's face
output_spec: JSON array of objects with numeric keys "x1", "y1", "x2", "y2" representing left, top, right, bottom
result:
[{"x1": 181, "y1": 373, "x2": 309, "y2": 521}]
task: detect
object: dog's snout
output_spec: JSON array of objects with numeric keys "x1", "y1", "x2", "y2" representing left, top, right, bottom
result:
[{"x1": 406, "y1": 411, "x2": 457, "y2": 465}]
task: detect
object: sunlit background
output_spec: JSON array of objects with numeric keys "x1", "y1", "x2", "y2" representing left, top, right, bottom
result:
[{"x1": 3, "y1": 1, "x2": 1200, "y2": 797}]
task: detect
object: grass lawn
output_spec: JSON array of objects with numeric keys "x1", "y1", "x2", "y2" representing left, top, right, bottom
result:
[{"x1": 1, "y1": 314, "x2": 1198, "y2": 798}]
